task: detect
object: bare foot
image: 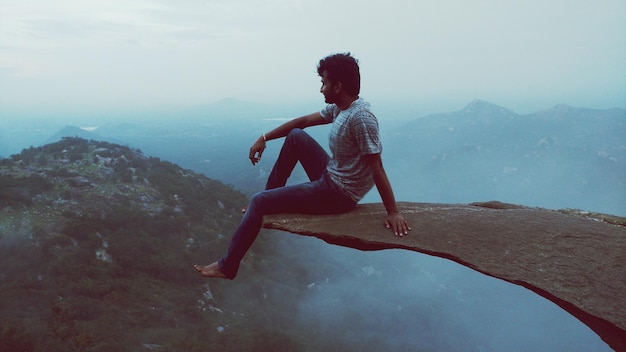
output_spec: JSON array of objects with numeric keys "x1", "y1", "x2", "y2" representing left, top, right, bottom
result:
[{"x1": 194, "y1": 262, "x2": 228, "y2": 279}]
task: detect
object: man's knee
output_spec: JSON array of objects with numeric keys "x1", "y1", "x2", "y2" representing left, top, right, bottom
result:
[
  {"x1": 248, "y1": 191, "x2": 266, "y2": 212},
  {"x1": 286, "y1": 128, "x2": 306, "y2": 142}
]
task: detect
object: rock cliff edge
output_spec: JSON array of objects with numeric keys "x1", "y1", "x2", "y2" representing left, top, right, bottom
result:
[{"x1": 263, "y1": 201, "x2": 626, "y2": 351}]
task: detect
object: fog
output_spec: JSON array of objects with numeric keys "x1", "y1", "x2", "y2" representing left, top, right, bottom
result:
[
  {"x1": 282, "y1": 237, "x2": 609, "y2": 351},
  {"x1": 1, "y1": 98, "x2": 622, "y2": 350},
  {"x1": 1, "y1": 1, "x2": 624, "y2": 350}
]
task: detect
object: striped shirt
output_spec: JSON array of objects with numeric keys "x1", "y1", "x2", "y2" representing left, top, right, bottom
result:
[{"x1": 320, "y1": 98, "x2": 382, "y2": 202}]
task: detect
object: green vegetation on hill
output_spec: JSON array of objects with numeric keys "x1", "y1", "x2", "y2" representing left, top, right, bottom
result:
[{"x1": 0, "y1": 138, "x2": 306, "y2": 351}]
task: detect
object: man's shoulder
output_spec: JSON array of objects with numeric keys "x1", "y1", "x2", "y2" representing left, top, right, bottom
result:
[
  {"x1": 320, "y1": 104, "x2": 340, "y2": 121},
  {"x1": 343, "y1": 99, "x2": 371, "y2": 115},
  {"x1": 350, "y1": 103, "x2": 377, "y2": 123},
  {"x1": 352, "y1": 98, "x2": 371, "y2": 111}
]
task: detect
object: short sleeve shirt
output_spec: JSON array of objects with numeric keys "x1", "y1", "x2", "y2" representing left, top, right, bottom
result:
[{"x1": 320, "y1": 98, "x2": 382, "y2": 202}]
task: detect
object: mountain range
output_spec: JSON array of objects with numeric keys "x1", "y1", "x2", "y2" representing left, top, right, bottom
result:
[
  {"x1": 4, "y1": 99, "x2": 623, "y2": 216},
  {"x1": 1, "y1": 98, "x2": 621, "y2": 350},
  {"x1": 384, "y1": 100, "x2": 625, "y2": 215}
]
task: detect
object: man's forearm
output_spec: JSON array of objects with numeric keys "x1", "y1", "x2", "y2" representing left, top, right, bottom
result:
[
  {"x1": 375, "y1": 173, "x2": 400, "y2": 214},
  {"x1": 263, "y1": 112, "x2": 323, "y2": 141},
  {"x1": 262, "y1": 119, "x2": 301, "y2": 142},
  {"x1": 367, "y1": 154, "x2": 400, "y2": 214}
]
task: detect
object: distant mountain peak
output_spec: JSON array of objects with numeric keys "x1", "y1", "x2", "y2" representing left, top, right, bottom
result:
[
  {"x1": 553, "y1": 103, "x2": 572, "y2": 109},
  {"x1": 45, "y1": 125, "x2": 102, "y2": 145},
  {"x1": 462, "y1": 99, "x2": 507, "y2": 113},
  {"x1": 459, "y1": 100, "x2": 517, "y2": 118},
  {"x1": 466, "y1": 99, "x2": 492, "y2": 106},
  {"x1": 548, "y1": 103, "x2": 574, "y2": 114},
  {"x1": 531, "y1": 103, "x2": 584, "y2": 118}
]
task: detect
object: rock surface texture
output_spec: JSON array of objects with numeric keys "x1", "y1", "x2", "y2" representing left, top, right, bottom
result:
[{"x1": 263, "y1": 201, "x2": 626, "y2": 351}]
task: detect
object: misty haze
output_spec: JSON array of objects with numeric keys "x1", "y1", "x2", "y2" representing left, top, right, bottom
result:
[
  {"x1": 1, "y1": 98, "x2": 624, "y2": 351},
  {"x1": 1, "y1": 0, "x2": 625, "y2": 351}
]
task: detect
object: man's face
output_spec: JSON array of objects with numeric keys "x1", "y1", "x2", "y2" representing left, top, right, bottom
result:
[{"x1": 320, "y1": 71, "x2": 338, "y2": 104}]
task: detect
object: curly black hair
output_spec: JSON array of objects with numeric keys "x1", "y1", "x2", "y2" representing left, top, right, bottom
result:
[{"x1": 317, "y1": 53, "x2": 360, "y2": 96}]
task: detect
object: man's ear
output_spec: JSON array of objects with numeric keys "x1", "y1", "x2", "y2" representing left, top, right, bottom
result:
[{"x1": 334, "y1": 81, "x2": 343, "y2": 92}]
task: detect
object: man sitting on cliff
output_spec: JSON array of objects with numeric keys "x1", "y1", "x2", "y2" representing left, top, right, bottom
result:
[{"x1": 195, "y1": 53, "x2": 410, "y2": 279}]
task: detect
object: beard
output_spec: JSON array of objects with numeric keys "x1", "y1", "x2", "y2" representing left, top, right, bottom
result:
[{"x1": 323, "y1": 92, "x2": 337, "y2": 104}]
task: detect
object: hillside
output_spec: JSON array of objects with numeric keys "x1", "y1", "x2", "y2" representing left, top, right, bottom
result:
[{"x1": 0, "y1": 138, "x2": 304, "y2": 351}]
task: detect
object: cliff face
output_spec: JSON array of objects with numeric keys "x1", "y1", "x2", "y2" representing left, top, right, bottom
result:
[{"x1": 264, "y1": 201, "x2": 626, "y2": 351}]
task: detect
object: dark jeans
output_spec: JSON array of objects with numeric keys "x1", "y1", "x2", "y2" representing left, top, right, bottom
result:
[{"x1": 218, "y1": 128, "x2": 356, "y2": 279}]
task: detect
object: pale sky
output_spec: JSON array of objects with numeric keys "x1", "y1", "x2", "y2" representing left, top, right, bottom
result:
[{"x1": 1, "y1": 0, "x2": 624, "y2": 114}]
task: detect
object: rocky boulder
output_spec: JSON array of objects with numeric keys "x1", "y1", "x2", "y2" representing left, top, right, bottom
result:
[{"x1": 264, "y1": 201, "x2": 626, "y2": 351}]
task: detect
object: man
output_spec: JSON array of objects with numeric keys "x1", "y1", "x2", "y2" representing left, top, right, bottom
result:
[{"x1": 195, "y1": 53, "x2": 410, "y2": 279}]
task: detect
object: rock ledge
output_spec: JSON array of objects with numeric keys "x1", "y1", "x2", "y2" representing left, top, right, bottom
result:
[{"x1": 264, "y1": 201, "x2": 626, "y2": 351}]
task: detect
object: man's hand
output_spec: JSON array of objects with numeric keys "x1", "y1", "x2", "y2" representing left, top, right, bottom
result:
[
  {"x1": 384, "y1": 212, "x2": 411, "y2": 237},
  {"x1": 249, "y1": 136, "x2": 266, "y2": 165}
]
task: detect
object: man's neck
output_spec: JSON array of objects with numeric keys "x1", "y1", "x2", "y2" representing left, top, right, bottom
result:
[{"x1": 336, "y1": 95, "x2": 359, "y2": 110}]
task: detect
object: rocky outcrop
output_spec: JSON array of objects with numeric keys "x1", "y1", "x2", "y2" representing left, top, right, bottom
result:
[{"x1": 263, "y1": 201, "x2": 626, "y2": 351}]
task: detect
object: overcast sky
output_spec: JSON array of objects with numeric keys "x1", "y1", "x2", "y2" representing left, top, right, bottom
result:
[{"x1": 1, "y1": 0, "x2": 624, "y2": 114}]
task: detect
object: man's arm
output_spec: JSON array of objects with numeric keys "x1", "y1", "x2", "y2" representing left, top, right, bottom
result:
[
  {"x1": 365, "y1": 153, "x2": 411, "y2": 237},
  {"x1": 249, "y1": 112, "x2": 327, "y2": 165}
]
